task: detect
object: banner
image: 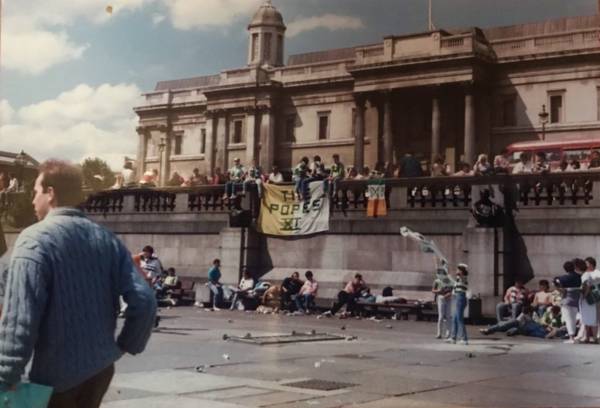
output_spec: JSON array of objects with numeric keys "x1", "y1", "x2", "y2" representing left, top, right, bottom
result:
[
  {"x1": 258, "y1": 181, "x2": 330, "y2": 236},
  {"x1": 366, "y1": 180, "x2": 387, "y2": 217}
]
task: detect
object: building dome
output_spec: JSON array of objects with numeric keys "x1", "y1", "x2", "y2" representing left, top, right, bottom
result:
[{"x1": 249, "y1": 0, "x2": 285, "y2": 29}]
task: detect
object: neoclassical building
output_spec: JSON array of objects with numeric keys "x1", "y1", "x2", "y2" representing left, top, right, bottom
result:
[{"x1": 135, "y1": 1, "x2": 600, "y2": 185}]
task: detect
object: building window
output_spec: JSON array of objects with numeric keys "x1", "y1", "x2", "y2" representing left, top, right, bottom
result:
[
  {"x1": 173, "y1": 134, "x2": 183, "y2": 156},
  {"x1": 232, "y1": 119, "x2": 244, "y2": 144},
  {"x1": 318, "y1": 112, "x2": 330, "y2": 140},
  {"x1": 251, "y1": 34, "x2": 259, "y2": 62},
  {"x1": 263, "y1": 33, "x2": 272, "y2": 61},
  {"x1": 200, "y1": 128, "x2": 206, "y2": 154},
  {"x1": 499, "y1": 95, "x2": 516, "y2": 127},
  {"x1": 285, "y1": 115, "x2": 296, "y2": 142},
  {"x1": 277, "y1": 35, "x2": 284, "y2": 64},
  {"x1": 549, "y1": 92, "x2": 564, "y2": 124}
]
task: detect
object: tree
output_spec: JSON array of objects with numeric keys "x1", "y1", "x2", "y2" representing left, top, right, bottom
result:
[{"x1": 81, "y1": 157, "x2": 116, "y2": 191}]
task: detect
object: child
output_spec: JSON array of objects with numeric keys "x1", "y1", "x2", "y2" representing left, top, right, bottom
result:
[
  {"x1": 295, "y1": 271, "x2": 318, "y2": 314},
  {"x1": 447, "y1": 264, "x2": 469, "y2": 345}
]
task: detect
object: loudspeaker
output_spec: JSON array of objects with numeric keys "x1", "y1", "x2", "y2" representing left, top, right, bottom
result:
[{"x1": 229, "y1": 209, "x2": 252, "y2": 228}]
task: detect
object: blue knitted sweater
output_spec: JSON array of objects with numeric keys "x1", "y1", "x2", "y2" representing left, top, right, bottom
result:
[{"x1": 0, "y1": 208, "x2": 157, "y2": 392}]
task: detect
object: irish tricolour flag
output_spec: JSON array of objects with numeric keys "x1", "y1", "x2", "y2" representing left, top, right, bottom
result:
[{"x1": 366, "y1": 180, "x2": 387, "y2": 218}]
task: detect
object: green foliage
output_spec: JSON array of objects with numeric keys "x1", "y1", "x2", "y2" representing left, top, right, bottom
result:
[
  {"x1": 6, "y1": 191, "x2": 36, "y2": 229},
  {"x1": 81, "y1": 157, "x2": 116, "y2": 191}
]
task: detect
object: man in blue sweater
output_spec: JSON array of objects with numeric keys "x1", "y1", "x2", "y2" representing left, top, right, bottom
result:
[{"x1": 0, "y1": 160, "x2": 157, "y2": 408}]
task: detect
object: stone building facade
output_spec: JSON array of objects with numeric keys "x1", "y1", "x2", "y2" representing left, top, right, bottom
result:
[{"x1": 135, "y1": 1, "x2": 600, "y2": 186}]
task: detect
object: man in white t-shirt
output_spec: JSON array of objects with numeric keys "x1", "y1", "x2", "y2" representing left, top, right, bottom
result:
[{"x1": 229, "y1": 268, "x2": 256, "y2": 310}]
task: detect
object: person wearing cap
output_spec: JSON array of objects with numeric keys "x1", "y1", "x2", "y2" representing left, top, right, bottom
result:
[
  {"x1": 432, "y1": 268, "x2": 453, "y2": 339},
  {"x1": 224, "y1": 158, "x2": 245, "y2": 200},
  {"x1": 447, "y1": 263, "x2": 469, "y2": 345}
]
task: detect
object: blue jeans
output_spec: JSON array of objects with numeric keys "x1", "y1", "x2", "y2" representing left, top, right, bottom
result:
[
  {"x1": 496, "y1": 302, "x2": 523, "y2": 323},
  {"x1": 451, "y1": 293, "x2": 468, "y2": 341},
  {"x1": 208, "y1": 282, "x2": 223, "y2": 308},
  {"x1": 295, "y1": 294, "x2": 315, "y2": 312},
  {"x1": 224, "y1": 181, "x2": 242, "y2": 197}
]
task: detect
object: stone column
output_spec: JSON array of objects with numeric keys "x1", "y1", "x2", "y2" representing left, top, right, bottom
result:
[
  {"x1": 245, "y1": 110, "x2": 257, "y2": 165},
  {"x1": 205, "y1": 114, "x2": 216, "y2": 174},
  {"x1": 464, "y1": 88, "x2": 476, "y2": 165},
  {"x1": 259, "y1": 108, "x2": 276, "y2": 170},
  {"x1": 159, "y1": 134, "x2": 170, "y2": 187},
  {"x1": 136, "y1": 127, "x2": 148, "y2": 177},
  {"x1": 382, "y1": 92, "x2": 394, "y2": 165},
  {"x1": 354, "y1": 96, "x2": 366, "y2": 171},
  {"x1": 431, "y1": 95, "x2": 441, "y2": 163},
  {"x1": 215, "y1": 112, "x2": 228, "y2": 171}
]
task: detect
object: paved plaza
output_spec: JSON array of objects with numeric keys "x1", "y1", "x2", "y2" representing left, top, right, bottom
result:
[{"x1": 102, "y1": 307, "x2": 600, "y2": 408}]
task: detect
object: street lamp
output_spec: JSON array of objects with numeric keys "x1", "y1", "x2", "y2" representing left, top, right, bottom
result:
[
  {"x1": 13, "y1": 150, "x2": 27, "y2": 192},
  {"x1": 538, "y1": 104, "x2": 549, "y2": 141}
]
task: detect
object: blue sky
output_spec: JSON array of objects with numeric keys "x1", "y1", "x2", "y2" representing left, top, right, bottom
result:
[{"x1": 0, "y1": 0, "x2": 596, "y2": 169}]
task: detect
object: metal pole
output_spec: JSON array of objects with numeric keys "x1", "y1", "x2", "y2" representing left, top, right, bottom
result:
[{"x1": 428, "y1": 0, "x2": 433, "y2": 30}]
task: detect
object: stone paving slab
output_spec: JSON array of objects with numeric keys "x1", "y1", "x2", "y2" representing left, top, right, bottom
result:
[
  {"x1": 403, "y1": 382, "x2": 600, "y2": 408},
  {"x1": 102, "y1": 395, "x2": 248, "y2": 408},
  {"x1": 266, "y1": 391, "x2": 383, "y2": 408},
  {"x1": 224, "y1": 391, "x2": 317, "y2": 407}
]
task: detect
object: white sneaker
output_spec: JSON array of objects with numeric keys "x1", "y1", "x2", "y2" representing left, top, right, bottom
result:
[
  {"x1": 563, "y1": 339, "x2": 576, "y2": 344},
  {"x1": 445, "y1": 338, "x2": 456, "y2": 344},
  {"x1": 322, "y1": 311, "x2": 333, "y2": 318},
  {"x1": 459, "y1": 340, "x2": 469, "y2": 346},
  {"x1": 213, "y1": 306, "x2": 221, "y2": 311}
]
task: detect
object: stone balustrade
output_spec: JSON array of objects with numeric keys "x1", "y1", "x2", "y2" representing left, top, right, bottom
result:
[{"x1": 80, "y1": 172, "x2": 600, "y2": 217}]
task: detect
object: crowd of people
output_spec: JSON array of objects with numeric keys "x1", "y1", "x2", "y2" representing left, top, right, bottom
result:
[
  {"x1": 110, "y1": 148, "x2": 600, "y2": 195},
  {"x1": 479, "y1": 257, "x2": 600, "y2": 344}
]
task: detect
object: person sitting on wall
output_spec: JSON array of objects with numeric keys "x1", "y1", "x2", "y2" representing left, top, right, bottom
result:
[
  {"x1": 280, "y1": 271, "x2": 303, "y2": 311},
  {"x1": 453, "y1": 162, "x2": 474, "y2": 177},
  {"x1": 293, "y1": 157, "x2": 310, "y2": 201},
  {"x1": 531, "y1": 279, "x2": 553, "y2": 318},
  {"x1": 294, "y1": 271, "x2": 318, "y2": 315},
  {"x1": 321, "y1": 274, "x2": 367, "y2": 318},
  {"x1": 398, "y1": 152, "x2": 423, "y2": 178},
  {"x1": 473, "y1": 154, "x2": 493, "y2": 176},
  {"x1": 267, "y1": 165, "x2": 284, "y2": 184},
  {"x1": 224, "y1": 158, "x2": 245, "y2": 200},
  {"x1": 328, "y1": 154, "x2": 345, "y2": 197},
  {"x1": 167, "y1": 171, "x2": 185, "y2": 187},
  {"x1": 242, "y1": 160, "x2": 263, "y2": 198},
  {"x1": 229, "y1": 268, "x2": 256, "y2": 311},
  {"x1": 493, "y1": 150, "x2": 510, "y2": 174},
  {"x1": 302, "y1": 155, "x2": 327, "y2": 201},
  {"x1": 496, "y1": 280, "x2": 529, "y2": 323}
]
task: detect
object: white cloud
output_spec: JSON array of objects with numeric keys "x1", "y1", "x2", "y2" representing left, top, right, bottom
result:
[
  {"x1": 287, "y1": 14, "x2": 365, "y2": 38},
  {"x1": 3, "y1": 27, "x2": 88, "y2": 75},
  {"x1": 2, "y1": 0, "x2": 150, "y2": 75},
  {"x1": 152, "y1": 13, "x2": 166, "y2": 25},
  {"x1": 163, "y1": 0, "x2": 262, "y2": 30},
  {"x1": 0, "y1": 84, "x2": 142, "y2": 170},
  {"x1": 0, "y1": 101, "x2": 15, "y2": 125}
]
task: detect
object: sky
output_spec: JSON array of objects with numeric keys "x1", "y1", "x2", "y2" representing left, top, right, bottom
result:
[{"x1": 0, "y1": 0, "x2": 596, "y2": 169}]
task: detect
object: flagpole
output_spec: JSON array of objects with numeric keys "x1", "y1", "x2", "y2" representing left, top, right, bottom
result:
[{"x1": 428, "y1": 0, "x2": 432, "y2": 30}]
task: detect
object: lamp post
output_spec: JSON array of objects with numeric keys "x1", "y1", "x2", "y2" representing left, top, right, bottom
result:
[
  {"x1": 13, "y1": 150, "x2": 27, "y2": 192},
  {"x1": 538, "y1": 104, "x2": 549, "y2": 141}
]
